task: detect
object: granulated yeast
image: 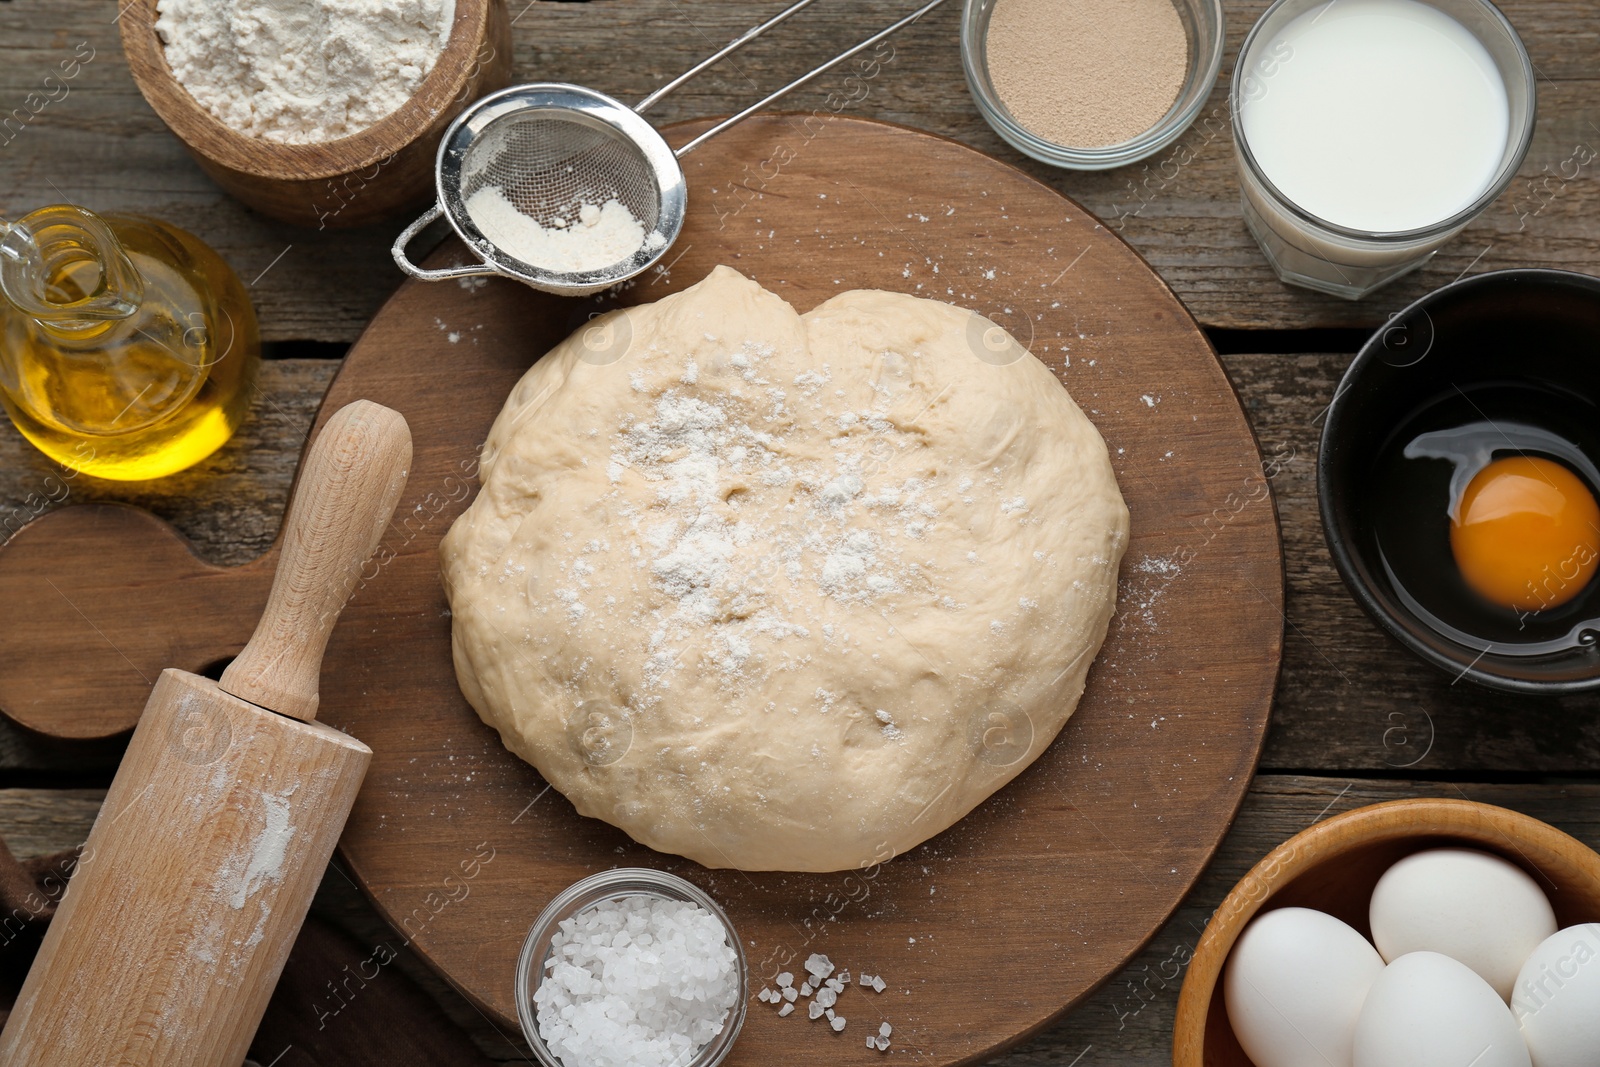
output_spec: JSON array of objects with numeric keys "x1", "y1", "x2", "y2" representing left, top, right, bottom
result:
[{"x1": 986, "y1": 0, "x2": 1189, "y2": 148}]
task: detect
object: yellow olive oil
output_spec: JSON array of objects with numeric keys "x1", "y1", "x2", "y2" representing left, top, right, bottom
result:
[{"x1": 0, "y1": 207, "x2": 260, "y2": 480}]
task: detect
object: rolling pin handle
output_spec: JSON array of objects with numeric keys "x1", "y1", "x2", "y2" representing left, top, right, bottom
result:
[{"x1": 219, "y1": 400, "x2": 412, "y2": 722}]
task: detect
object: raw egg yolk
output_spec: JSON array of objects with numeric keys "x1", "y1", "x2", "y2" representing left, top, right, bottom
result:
[{"x1": 1450, "y1": 456, "x2": 1600, "y2": 612}]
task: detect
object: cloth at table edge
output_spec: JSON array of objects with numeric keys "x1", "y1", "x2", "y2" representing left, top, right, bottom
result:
[{"x1": 0, "y1": 838, "x2": 498, "y2": 1065}]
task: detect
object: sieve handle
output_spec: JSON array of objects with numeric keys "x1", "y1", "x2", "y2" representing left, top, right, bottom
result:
[
  {"x1": 391, "y1": 204, "x2": 500, "y2": 282},
  {"x1": 636, "y1": 0, "x2": 824, "y2": 114},
  {"x1": 673, "y1": 0, "x2": 951, "y2": 157}
]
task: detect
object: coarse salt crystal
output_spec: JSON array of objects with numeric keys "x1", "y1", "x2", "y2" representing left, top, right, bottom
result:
[
  {"x1": 782, "y1": 986, "x2": 798, "y2": 1003},
  {"x1": 532, "y1": 895, "x2": 738, "y2": 1067},
  {"x1": 776, "y1": 972, "x2": 793, "y2": 988},
  {"x1": 805, "y1": 953, "x2": 834, "y2": 978},
  {"x1": 778, "y1": 1002, "x2": 795, "y2": 1017},
  {"x1": 809, "y1": 1000, "x2": 825, "y2": 1020},
  {"x1": 831, "y1": 1016, "x2": 847, "y2": 1032}
]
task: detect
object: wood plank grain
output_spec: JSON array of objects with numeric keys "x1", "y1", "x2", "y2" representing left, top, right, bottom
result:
[
  {"x1": 0, "y1": 116, "x2": 1283, "y2": 1062},
  {"x1": 1225, "y1": 352, "x2": 1600, "y2": 773},
  {"x1": 2, "y1": 0, "x2": 1597, "y2": 336},
  {"x1": 9, "y1": 352, "x2": 1594, "y2": 773},
  {"x1": 0, "y1": 788, "x2": 102, "y2": 858},
  {"x1": 0, "y1": 361, "x2": 332, "y2": 568},
  {"x1": 0, "y1": 360, "x2": 333, "y2": 770},
  {"x1": 14, "y1": 776, "x2": 1597, "y2": 1066},
  {"x1": 997, "y1": 775, "x2": 1600, "y2": 1067},
  {"x1": 301, "y1": 116, "x2": 1279, "y2": 1060},
  {"x1": 0, "y1": 675, "x2": 372, "y2": 1067},
  {"x1": 282, "y1": 775, "x2": 1600, "y2": 1062}
]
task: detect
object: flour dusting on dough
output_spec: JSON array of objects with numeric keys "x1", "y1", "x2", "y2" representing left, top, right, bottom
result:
[{"x1": 440, "y1": 267, "x2": 1128, "y2": 871}]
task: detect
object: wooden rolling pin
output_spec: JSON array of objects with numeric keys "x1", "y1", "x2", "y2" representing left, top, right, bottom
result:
[{"x1": 0, "y1": 400, "x2": 412, "y2": 1066}]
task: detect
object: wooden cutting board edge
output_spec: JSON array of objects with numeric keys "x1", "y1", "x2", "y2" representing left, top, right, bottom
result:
[
  {"x1": 0, "y1": 114, "x2": 1286, "y2": 1060},
  {"x1": 317, "y1": 115, "x2": 1287, "y2": 1049}
]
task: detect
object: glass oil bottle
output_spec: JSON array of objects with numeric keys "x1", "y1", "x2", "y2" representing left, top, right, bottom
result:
[{"x1": 0, "y1": 204, "x2": 260, "y2": 480}]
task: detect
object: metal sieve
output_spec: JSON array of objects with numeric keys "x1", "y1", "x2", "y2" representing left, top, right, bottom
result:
[{"x1": 392, "y1": 0, "x2": 949, "y2": 297}]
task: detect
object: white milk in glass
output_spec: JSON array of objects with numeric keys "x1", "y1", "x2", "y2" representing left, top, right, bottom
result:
[
  {"x1": 1241, "y1": 0, "x2": 1509, "y2": 233},
  {"x1": 1231, "y1": 0, "x2": 1526, "y2": 297}
]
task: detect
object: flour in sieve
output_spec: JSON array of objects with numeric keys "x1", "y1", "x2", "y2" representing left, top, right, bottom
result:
[{"x1": 466, "y1": 187, "x2": 666, "y2": 274}]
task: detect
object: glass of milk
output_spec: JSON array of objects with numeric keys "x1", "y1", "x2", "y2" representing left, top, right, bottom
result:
[{"x1": 1232, "y1": 0, "x2": 1535, "y2": 299}]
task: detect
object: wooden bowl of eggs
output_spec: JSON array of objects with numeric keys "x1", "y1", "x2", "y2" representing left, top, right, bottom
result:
[
  {"x1": 1319, "y1": 268, "x2": 1600, "y2": 694},
  {"x1": 1173, "y1": 797, "x2": 1600, "y2": 1067},
  {"x1": 119, "y1": 0, "x2": 513, "y2": 228}
]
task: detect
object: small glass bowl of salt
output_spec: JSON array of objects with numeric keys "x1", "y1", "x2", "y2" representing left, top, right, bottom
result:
[{"x1": 516, "y1": 868, "x2": 748, "y2": 1067}]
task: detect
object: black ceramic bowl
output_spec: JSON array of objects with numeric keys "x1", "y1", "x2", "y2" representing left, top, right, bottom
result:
[{"x1": 1320, "y1": 268, "x2": 1600, "y2": 694}]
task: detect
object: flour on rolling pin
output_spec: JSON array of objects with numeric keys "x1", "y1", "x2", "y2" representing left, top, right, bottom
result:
[
  {"x1": 226, "y1": 789, "x2": 298, "y2": 912},
  {"x1": 0, "y1": 402, "x2": 411, "y2": 1067}
]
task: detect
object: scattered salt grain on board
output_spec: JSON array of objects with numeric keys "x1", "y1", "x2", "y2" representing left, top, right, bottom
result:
[{"x1": 533, "y1": 895, "x2": 738, "y2": 1067}]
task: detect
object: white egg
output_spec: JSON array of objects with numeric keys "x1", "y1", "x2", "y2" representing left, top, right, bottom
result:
[
  {"x1": 1369, "y1": 847, "x2": 1556, "y2": 999},
  {"x1": 1353, "y1": 951, "x2": 1530, "y2": 1067},
  {"x1": 1224, "y1": 907, "x2": 1384, "y2": 1067},
  {"x1": 1514, "y1": 924, "x2": 1600, "y2": 1067}
]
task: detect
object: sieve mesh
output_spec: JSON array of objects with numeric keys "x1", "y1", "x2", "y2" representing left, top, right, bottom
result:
[
  {"x1": 460, "y1": 110, "x2": 664, "y2": 237},
  {"x1": 396, "y1": 3, "x2": 950, "y2": 293}
]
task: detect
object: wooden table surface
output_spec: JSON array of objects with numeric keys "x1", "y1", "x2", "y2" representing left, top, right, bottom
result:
[{"x1": 2, "y1": 1, "x2": 1598, "y2": 1063}]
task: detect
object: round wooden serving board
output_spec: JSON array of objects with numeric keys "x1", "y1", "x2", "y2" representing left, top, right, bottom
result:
[{"x1": 0, "y1": 117, "x2": 1282, "y2": 1061}]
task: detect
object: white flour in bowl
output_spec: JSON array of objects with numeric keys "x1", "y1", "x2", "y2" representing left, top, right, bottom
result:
[{"x1": 155, "y1": 0, "x2": 455, "y2": 144}]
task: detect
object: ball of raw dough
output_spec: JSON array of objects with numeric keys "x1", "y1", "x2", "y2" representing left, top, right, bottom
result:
[{"x1": 440, "y1": 266, "x2": 1128, "y2": 872}]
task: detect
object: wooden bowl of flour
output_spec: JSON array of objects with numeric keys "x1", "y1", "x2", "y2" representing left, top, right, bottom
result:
[{"x1": 120, "y1": 0, "x2": 513, "y2": 228}]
